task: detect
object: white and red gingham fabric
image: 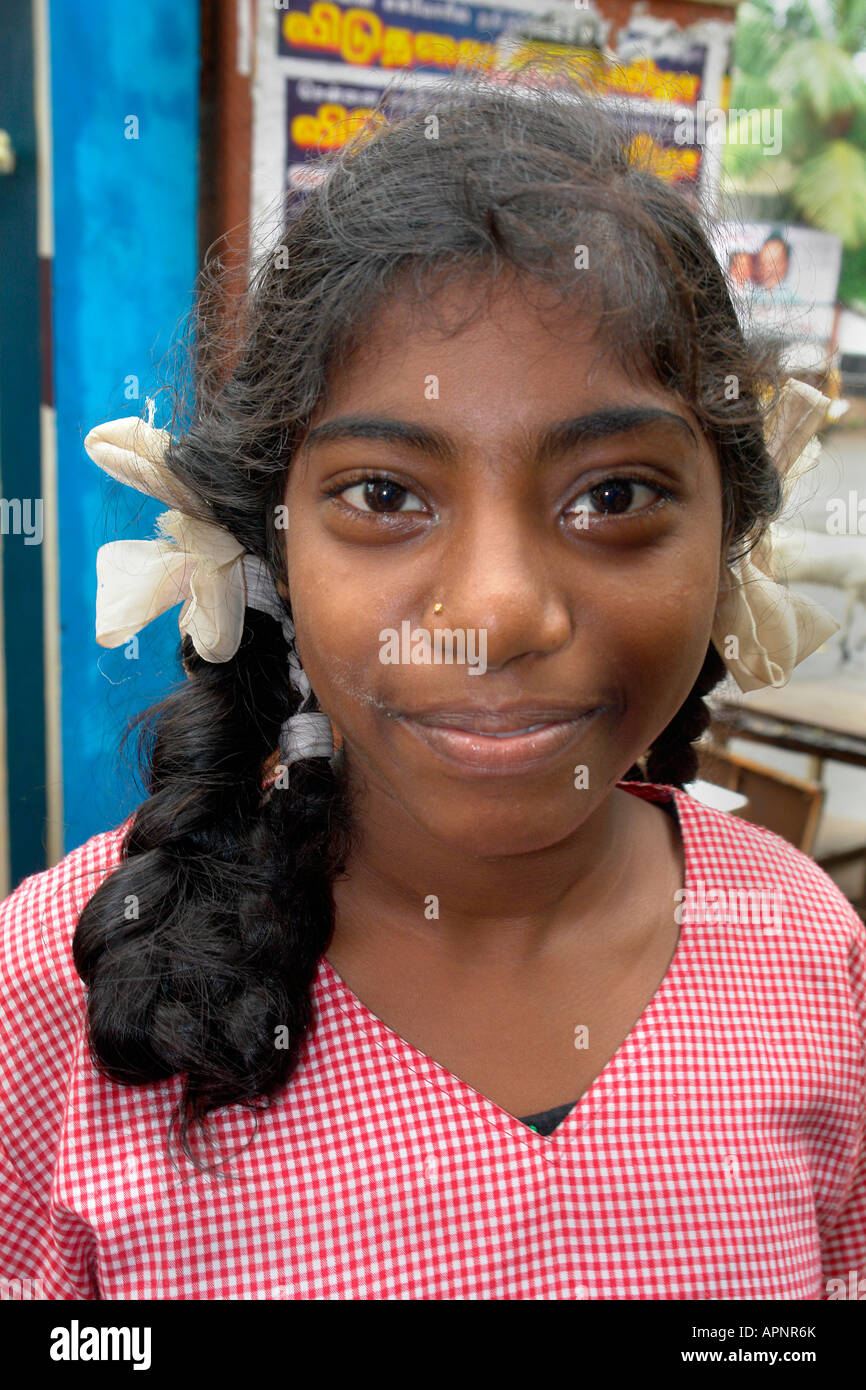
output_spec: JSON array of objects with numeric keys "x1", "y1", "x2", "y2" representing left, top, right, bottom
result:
[{"x1": 0, "y1": 780, "x2": 864, "y2": 1301}]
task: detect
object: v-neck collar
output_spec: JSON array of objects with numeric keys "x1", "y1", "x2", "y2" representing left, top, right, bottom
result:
[{"x1": 316, "y1": 781, "x2": 698, "y2": 1156}]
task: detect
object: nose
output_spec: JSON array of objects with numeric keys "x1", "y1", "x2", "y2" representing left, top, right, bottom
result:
[{"x1": 431, "y1": 498, "x2": 572, "y2": 671}]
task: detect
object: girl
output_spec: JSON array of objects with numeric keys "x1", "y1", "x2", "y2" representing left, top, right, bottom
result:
[{"x1": 1, "y1": 72, "x2": 863, "y2": 1302}]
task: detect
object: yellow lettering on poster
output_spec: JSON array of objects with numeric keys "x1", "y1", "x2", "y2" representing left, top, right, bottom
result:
[
  {"x1": 283, "y1": 4, "x2": 497, "y2": 72},
  {"x1": 342, "y1": 10, "x2": 384, "y2": 65},
  {"x1": 284, "y1": 3, "x2": 343, "y2": 55},
  {"x1": 456, "y1": 39, "x2": 496, "y2": 72},
  {"x1": 628, "y1": 132, "x2": 700, "y2": 181},
  {"x1": 381, "y1": 27, "x2": 414, "y2": 68},
  {"x1": 291, "y1": 103, "x2": 386, "y2": 151},
  {"x1": 414, "y1": 32, "x2": 459, "y2": 68}
]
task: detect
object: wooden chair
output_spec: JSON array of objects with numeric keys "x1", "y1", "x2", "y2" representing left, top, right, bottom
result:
[
  {"x1": 810, "y1": 814, "x2": 866, "y2": 911},
  {"x1": 696, "y1": 743, "x2": 825, "y2": 854}
]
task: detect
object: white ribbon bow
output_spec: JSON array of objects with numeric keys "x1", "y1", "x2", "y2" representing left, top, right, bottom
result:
[
  {"x1": 85, "y1": 404, "x2": 333, "y2": 766},
  {"x1": 86, "y1": 412, "x2": 253, "y2": 663},
  {"x1": 710, "y1": 378, "x2": 840, "y2": 692}
]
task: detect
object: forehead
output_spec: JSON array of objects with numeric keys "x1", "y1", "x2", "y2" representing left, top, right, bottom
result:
[
  {"x1": 315, "y1": 269, "x2": 704, "y2": 444},
  {"x1": 329, "y1": 273, "x2": 628, "y2": 393}
]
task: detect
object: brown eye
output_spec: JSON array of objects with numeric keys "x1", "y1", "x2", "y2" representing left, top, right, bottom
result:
[
  {"x1": 363, "y1": 480, "x2": 410, "y2": 512},
  {"x1": 589, "y1": 480, "x2": 636, "y2": 514},
  {"x1": 336, "y1": 477, "x2": 425, "y2": 513},
  {"x1": 566, "y1": 477, "x2": 669, "y2": 521}
]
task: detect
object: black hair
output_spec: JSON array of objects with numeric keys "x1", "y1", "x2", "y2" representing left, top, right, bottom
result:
[{"x1": 73, "y1": 66, "x2": 786, "y2": 1171}]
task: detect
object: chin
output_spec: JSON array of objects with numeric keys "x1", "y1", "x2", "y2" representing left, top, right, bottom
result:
[{"x1": 411, "y1": 796, "x2": 597, "y2": 859}]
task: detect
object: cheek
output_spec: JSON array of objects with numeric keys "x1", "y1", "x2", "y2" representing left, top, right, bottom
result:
[
  {"x1": 599, "y1": 555, "x2": 721, "y2": 730},
  {"x1": 286, "y1": 543, "x2": 387, "y2": 728}
]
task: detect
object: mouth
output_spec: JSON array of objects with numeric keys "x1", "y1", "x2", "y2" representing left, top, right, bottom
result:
[{"x1": 391, "y1": 706, "x2": 606, "y2": 776}]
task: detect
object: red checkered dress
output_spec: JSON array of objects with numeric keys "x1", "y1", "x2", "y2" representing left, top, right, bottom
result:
[{"x1": 0, "y1": 781, "x2": 863, "y2": 1300}]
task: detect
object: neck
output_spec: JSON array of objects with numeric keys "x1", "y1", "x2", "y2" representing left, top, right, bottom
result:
[{"x1": 330, "y1": 775, "x2": 651, "y2": 964}]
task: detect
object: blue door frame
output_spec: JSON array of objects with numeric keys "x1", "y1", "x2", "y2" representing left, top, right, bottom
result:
[{"x1": 0, "y1": 0, "x2": 46, "y2": 889}]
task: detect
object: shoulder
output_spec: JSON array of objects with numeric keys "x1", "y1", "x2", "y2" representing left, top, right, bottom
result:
[
  {"x1": 623, "y1": 774, "x2": 865, "y2": 958},
  {"x1": 667, "y1": 785, "x2": 866, "y2": 1023},
  {"x1": 672, "y1": 784, "x2": 862, "y2": 927},
  {"x1": 0, "y1": 819, "x2": 132, "y2": 1149},
  {"x1": 0, "y1": 817, "x2": 132, "y2": 1006}
]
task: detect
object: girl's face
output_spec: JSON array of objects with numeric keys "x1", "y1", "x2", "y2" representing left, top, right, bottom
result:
[{"x1": 283, "y1": 274, "x2": 725, "y2": 857}]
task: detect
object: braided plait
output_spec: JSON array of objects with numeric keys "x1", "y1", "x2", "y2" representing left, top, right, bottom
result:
[{"x1": 73, "y1": 610, "x2": 353, "y2": 1164}]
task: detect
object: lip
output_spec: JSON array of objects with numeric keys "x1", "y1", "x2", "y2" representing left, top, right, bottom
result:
[
  {"x1": 395, "y1": 705, "x2": 600, "y2": 732},
  {"x1": 394, "y1": 706, "x2": 605, "y2": 776}
]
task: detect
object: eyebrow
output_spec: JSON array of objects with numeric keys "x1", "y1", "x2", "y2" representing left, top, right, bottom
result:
[{"x1": 298, "y1": 406, "x2": 699, "y2": 465}]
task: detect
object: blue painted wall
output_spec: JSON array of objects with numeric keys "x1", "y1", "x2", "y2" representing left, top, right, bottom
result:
[
  {"x1": 1, "y1": 0, "x2": 45, "y2": 887},
  {"x1": 50, "y1": 0, "x2": 199, "y2": 850}
]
